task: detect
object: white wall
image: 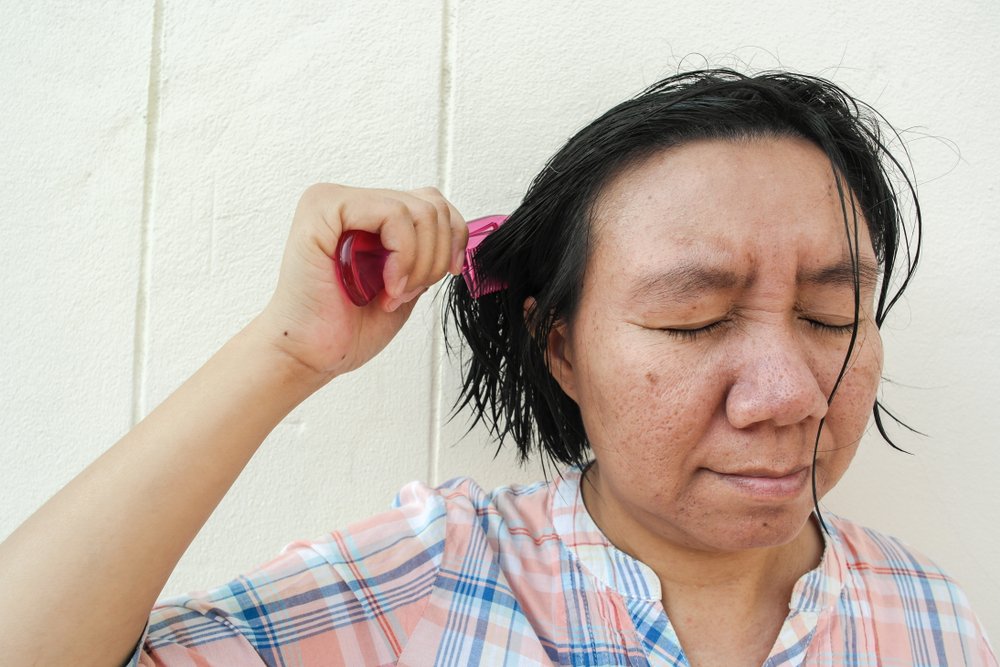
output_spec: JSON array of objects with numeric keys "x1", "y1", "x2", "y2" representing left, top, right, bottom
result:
[{"x1": 3, "y1": 0, "x2": 998, "y2": 642}]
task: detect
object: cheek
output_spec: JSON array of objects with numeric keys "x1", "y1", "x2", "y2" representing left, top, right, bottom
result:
[
  {"x1": 829, "y1": 328, "x2": 882, "y2": 430},
  {"x1": 573, "y1": 329, "x2": 716, "y2": 466},
  {"x1": 817, "y1": 328, "x2": 883, "y2": 487}
]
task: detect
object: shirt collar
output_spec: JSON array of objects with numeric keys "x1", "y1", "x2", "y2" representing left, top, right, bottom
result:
[{"x1": 549, "y1": 468, "x2": 662, "y2": 600}]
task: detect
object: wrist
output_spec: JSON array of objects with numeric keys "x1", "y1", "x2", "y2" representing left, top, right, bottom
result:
[{"x1": 237, "y1": 314, "x2": 339, "y2": 403}]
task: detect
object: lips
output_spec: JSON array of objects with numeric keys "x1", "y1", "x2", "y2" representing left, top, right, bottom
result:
[
  {"x1": 722, "y1": 466, "x2": 809, "y2": 478},
  {"x1": 711, "y1": 466, "x2": 811, "y2": 499}
]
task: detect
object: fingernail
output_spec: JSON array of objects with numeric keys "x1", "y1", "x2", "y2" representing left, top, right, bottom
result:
[
  {"x1": 393, "y1": 276, "x2": 408, "y2": 297},
  {"x1": 452, "y1": 241, "x2": 466, "y2": 275}
]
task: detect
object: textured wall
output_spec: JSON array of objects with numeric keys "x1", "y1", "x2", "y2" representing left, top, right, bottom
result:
[{"x1": 3, "y1": 0, "x2": 998, "y2": 641}]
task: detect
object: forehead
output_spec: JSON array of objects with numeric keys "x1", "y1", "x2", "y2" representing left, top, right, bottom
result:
[{"x1": 586, "y1": 136, "x2": 875, "y2": 287}]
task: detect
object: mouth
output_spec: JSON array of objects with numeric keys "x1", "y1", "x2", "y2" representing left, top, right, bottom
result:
[{"x1": 710, "y1": 466, "x2": 811, "y2": 500}]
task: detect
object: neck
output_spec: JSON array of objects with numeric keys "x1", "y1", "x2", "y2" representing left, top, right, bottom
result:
[{"x1": 579, "y1": 463, "x2": 825, "y2": 666}]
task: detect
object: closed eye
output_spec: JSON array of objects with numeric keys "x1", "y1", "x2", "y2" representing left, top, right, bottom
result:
[
  {"x1": 803, "y1": 318, "x2": 856, "y2": 335},
  {"x1": 661, "y1": 318, "x2": 855, "y2": 340},
  {"x1": 660, "y1": 319, "x2": 732, "y2": 341}
]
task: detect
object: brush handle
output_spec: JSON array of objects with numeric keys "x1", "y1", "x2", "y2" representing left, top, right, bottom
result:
[{"x1": 334, "y1": 215, "x2": 507, "y2": 307}]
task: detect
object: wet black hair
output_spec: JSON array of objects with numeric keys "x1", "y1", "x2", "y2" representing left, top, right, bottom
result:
[{"x1": 444, "y1": 68, "x2": 920, "y2": 484}]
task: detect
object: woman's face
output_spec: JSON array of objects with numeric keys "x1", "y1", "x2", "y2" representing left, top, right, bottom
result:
[{"x1": 550, "y1": 136, "x2": 883, "y2": 554}]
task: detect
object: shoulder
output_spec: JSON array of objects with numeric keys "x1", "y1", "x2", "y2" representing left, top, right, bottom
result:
[
  {"x1": 828, "y1": 514, "x2": 973, "y2": 614},
  {"x1": 828, "y1": 514, "x2": 954, "y2": 584},
  {"x1": 301, "y1": 475, "x2": 556, "y2": 576},
  {"x1": 824, "y1": 515, "x2": 997, "y2": 665},
  {"x1": 414, "y1": 476, "x2": 557, "y2": 546},
  {"x1": 135, "y1": 476, "x2": 556, "y2": 665}
]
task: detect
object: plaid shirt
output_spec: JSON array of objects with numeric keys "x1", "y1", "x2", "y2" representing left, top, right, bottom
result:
[{"x1": 130, "y1": 470, "x2": 996, "y2": 666}]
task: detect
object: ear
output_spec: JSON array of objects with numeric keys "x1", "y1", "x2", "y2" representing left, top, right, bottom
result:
[{"x1": 523, "y1": 297, "x2": 579, "y2": 401}]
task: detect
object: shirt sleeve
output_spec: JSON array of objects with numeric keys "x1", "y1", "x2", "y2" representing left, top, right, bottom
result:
[{"x1": 125, "y1": 480, "x2": 448, "y2": 666}]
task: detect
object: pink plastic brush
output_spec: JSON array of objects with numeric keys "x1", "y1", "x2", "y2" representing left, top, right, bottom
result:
[{"x1": 335, "y1": 215, "x2": 507, "y2": 307}]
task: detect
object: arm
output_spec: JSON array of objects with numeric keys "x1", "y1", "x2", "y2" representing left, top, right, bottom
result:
[{"x1": 0, "y1": 184, "x2": 467, "y2": 666}]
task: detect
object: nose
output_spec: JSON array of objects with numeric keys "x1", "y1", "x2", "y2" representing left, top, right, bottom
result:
[{"x1": 725, "y1": 331, "x2": 829, "y2": 429}]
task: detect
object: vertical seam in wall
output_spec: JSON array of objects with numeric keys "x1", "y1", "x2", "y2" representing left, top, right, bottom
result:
[
  {"x1": 429, "y1": 0, "x2": 456, "y2": 486},
  {"x1": 132, "y1": 0, "x2": 164, "y2": 426}
]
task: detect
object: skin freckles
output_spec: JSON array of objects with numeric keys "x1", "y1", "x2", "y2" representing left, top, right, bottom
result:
[{"x1": 547, "y1": 136, "x2": 884, "y2": 572}]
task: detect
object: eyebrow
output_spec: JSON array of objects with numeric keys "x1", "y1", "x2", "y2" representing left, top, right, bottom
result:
[
  {"x1": 629, "y1": 264, "x2": 745, "y2": 304},
  {"x1": 797, "y1": 257, "x2": 881, "y2": 292},
  {"x1": 628, "y1": 257, "x2": 881, "y2": 304}
]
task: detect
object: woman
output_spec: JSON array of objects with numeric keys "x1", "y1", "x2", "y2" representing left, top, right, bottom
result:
[{"x1": 1, "y1": 70, "x2": 994, "y2": 666}]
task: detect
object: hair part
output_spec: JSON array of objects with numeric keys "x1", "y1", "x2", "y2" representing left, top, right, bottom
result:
[{"x1": 444, "y1": 68, "x2": 921, "y2": 478}]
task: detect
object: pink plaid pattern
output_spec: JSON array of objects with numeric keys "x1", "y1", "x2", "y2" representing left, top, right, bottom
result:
[{"x1": 129, "y1": 470, "x2": 996, "y2": 665}]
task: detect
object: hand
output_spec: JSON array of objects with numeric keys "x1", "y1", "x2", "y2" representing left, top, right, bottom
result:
[{"x1": 254, "y1": 184, "x2": 468, "y2": 383}]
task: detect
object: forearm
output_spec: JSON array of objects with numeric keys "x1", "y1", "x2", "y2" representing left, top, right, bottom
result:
[{"x1": 0, "y1": 317, "x2": 328, "y2": 666}]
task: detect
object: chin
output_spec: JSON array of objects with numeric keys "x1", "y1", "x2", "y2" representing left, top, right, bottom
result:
[{"x1": 699, "y1": 506, "x2": 816, "y2": 553}]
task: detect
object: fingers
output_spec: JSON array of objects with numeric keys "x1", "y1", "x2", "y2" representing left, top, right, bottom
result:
[
  {"x1": 381, "y1": 188, "x2": 464, "y2": 307},
  {"x1": 399, "y1": 194, "x2": 440, "y2": 290},
  {"x1": 309, "y1": 184, "x2": 466, "y2": 311},
  {"x1": 409, "y1": 187, "x2": 468, "y2": 277}
]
